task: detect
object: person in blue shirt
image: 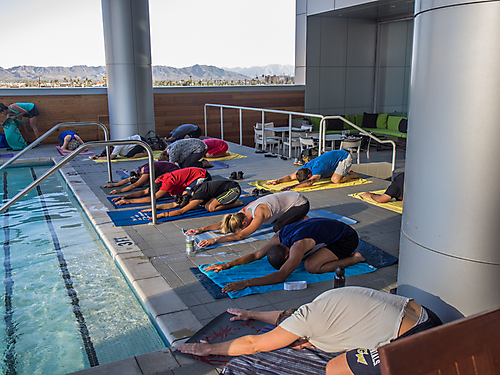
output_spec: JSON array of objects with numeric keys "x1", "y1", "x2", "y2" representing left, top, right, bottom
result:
[
  {"x1": 267, "y1": 149, "x2": 359, "y2": 191},
  {"x1": 0, "y1": 102, "x2": 41, "y2": 143},
  {"x1": 163, "y1": 124, "x2": 202, "y2": 143},
  {"x1": 58, "y1": 130, "x2": 85, "y2": 153},
  {"x1": 203, "y1": 217, "x2": 364, "y2": 294}
]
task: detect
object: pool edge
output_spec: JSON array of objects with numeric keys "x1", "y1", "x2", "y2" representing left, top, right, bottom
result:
[{"x1": 56, "y1": 159, "x2": 203, "y2": 349}]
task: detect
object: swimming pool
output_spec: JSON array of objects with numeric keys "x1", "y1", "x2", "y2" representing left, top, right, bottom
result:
[{"x1": 0, "y1": 164, "x2": 166, "y2": 375}]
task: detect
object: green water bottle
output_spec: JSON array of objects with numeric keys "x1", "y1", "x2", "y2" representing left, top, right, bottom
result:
[{"x1": 185, "y1": 232, "x2": 195, "y2": 254}]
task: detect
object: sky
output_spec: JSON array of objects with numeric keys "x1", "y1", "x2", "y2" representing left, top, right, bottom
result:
[{"x1": 1, "y1": 0, "x2": 295, "y2": 69}]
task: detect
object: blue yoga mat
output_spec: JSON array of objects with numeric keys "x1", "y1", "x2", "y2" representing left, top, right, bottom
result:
[
  {"x1": 207, "y1": 160, "x2": 230, "y2": 170},
  {"x1": 107, "y1": 195, "x2": 174, "y2": 209},
  {"x1": 191, "y1": 209, "x2": 357, "y2": 249},
  {"x1": 197, "y1": 252, "x2": 377, "y2": 299},
  {"x1": 107, "y1": 195, "x2": 258, "y2": 226}
]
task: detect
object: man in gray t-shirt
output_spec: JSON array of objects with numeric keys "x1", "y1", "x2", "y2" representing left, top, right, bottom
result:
[
  {"x1": 178, "y1": 286, "x2": 442, "y2": 375},
  {"x1": 160, "y1": 138, "x2": 213, "y2": 168}
]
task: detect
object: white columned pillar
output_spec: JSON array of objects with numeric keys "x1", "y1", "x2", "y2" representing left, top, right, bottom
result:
[
  {"x1": 101, "y1": 0, "x2": 155, "y2": 139},
  {"x1": 398, "y1": 0, "x2": 500, "y2": 323}
]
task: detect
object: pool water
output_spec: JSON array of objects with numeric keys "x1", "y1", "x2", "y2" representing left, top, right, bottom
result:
[{"x1": 0, "y1": 165, "x2": 166, "y2": 375}]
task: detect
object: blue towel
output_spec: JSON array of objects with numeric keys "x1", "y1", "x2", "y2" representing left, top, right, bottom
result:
[
  {"x1": 107, "y1": 195, "x2": 258, "y2": 226},
  {"x1": 191, "y1": 235, "x2": 396, "y2": 299},
  {"x1": 116, "y1": 170, "x2": 130, "y2": 179},
  {"x1": 192, "y1": 209, "x2": 357, "y2": 249},
  {"x1": 198, "y1": 257, "x2": 376, "y2": 299}
]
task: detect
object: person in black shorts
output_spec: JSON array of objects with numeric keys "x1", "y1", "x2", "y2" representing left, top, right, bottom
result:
[
  {"x1": 178, "y1": 287, "x2": 443, "y2": 375},
  {"x1": 142, "y1": 178, "x2": 243, "y2": 220},
  {"x1": 361, "y1": 173, "x2": 404, "y2": 203},
  {"x1": 203, "y1": 217, "x2": 365, "y2": 294}
]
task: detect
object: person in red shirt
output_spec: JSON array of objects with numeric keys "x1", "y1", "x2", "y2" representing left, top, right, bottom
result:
[
  {"x1": 112, "y1": 167, "x2": 211, "y2": 205},
  {"x1": 102, "y1": 161, "x2": 179, "y2": 194},
  {"x1": 203, "y1": 138, "x2": 229, "y2": 158}
]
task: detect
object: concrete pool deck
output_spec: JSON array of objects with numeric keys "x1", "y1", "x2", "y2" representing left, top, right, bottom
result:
[{"x1": 10, "y1": 142, "x2": 405, "y2": 375}]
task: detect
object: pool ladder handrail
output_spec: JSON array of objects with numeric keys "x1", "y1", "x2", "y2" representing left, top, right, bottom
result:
[
  {"x1": 0, "y1": 139, "x2": 159, "y2": 225},
  {"x1": 0, "y1": 122, "x2": 114, "y2": 183}
]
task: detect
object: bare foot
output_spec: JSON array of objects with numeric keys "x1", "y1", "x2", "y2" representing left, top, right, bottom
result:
[
  {"x1": 348, "y1": 171, "x2": 359, "y2": 179},
  {"x1": 352, "y1": 251, "x2": 365, "y2": 263},
  {"x1": 202, "y1": 159, "x2": 213, "y2": 168}
]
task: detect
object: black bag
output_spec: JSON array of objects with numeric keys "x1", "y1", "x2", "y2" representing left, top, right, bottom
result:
[
  {"x1": 147, "y1": 130, "x2": 164, "y2": 150},
  {"x1": 301, "y1": 147, "x2": 319, "y2": 163}
]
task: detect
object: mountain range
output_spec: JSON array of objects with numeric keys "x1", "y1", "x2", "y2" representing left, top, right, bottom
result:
[
  {"x1": 224, "y1": 64, "x2": 295, "y2": 78},
  {"x1": 0, "y1": 64, "x2": 294, "y2": 83}
]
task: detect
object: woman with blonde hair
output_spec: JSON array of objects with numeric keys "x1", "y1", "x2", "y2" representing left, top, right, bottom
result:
[{"x1": 192, "y1": 191, "x2": 309, "y2": 248}]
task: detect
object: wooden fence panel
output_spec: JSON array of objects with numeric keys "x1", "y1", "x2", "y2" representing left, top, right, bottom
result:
[{"x1": 0, "y1": 88, "x2": 305, "y2": 147}]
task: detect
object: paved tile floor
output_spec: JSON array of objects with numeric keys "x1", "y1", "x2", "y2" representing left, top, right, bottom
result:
[{"x1": 8, "y1": 141, "x2": 406, "y2": 375}]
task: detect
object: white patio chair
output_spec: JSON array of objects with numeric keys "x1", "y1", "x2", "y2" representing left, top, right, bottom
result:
[
  {"x1": 340, "y1": 137, "x2": 362, "y2": 164},
  {"x1": 299, "y1": 135, "x2": 316, "y2": 153},
  {"x1": 282, "y1": 131, "x2": 302, "y2": 157},
  {"x1": 254, "y1": 123, "x2": 280, "y2": 153}
]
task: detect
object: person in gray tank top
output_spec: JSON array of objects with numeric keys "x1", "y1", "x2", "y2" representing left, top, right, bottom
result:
[{"x1": 190, "y1": 191, "x2": 310, "y2": 248}]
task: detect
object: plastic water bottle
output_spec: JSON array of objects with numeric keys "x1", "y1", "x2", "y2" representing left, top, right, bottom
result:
[
  {"x1": 334, "y1": 265, "x2": 345, "y2": 288},
  {"x1": 185, "y1": 232, "x2": 195, "y2": 254}
]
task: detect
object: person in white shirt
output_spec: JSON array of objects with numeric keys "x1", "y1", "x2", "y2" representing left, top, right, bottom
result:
[
  {"x1": 91, "y1": 134, "x2": 148, "y2": 160},
  {"x1": 191, "y1": 191, "x2": 309, "y2": 248},
  {"x1": 178, "y1": 287, "x2": 442, "y2": 375}
]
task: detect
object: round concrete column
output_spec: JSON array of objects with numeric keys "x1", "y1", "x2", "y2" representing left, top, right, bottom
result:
[
  {"x1": 102, "y1": 0, "x2": 155, "y2": 139},
  {"x1": 398, "y1": 0, "x2": 500, "y2": 323}
]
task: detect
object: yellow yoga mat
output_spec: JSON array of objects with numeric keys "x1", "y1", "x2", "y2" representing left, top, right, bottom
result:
[
  {"x1": 250, "y1": 177, "x2": 372, "y2": 193},
  {"x1": 349, "y1": 190, "x2": 403, "y2": 214},
  {"x1": 205, "y1": 152, "x2": 247, "y2": 161},
  {"x1": 90, "y1": 150, "x2": 163, "y2": 163}
]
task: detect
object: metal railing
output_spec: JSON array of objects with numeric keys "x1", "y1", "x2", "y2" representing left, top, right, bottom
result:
[
  {"x1": 0, "y1": 122, "x2": 113, "y2": 182},
  {"x1": 204, "y1": 104, "x2": 397, "y2": 179},
  {"x1": 0, "y1": 140, "x2": 159, "y2": 225},
  {"x1": 320, "y1": 116, "x2": 397, "y2": 179},
  {"x1": 204, "y1": 103, "x2": 325, "y2": 157}
]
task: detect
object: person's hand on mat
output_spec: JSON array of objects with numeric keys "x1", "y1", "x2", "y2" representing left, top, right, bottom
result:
[
  {"x1": 203, "y1": 262, "x2": 230, "y2": 272},
  {"x1": 198, "y1": 238, "x2": 218, "y2": 248},
  {"x1": 227, "y1": 308, "x2": 252, "y2": 321},
  {"x1": 222, "y1": 280, "x2": 248, "y2": 293},
  {"x1": 111, "y1": 196, "x2": 124, "y2": 202},
  {"x1": 178, "y1": 341, "x2": 211, "y2": 356},
  {"x1": 266, "y1": 180, "x2": 279, "y2": 185},
  {"x1": 115, "y1": 199, "x2": 130, "y2": 206},
  {"x1": 280, "y1": 185, "x2": 295, "y2": 191},
  {"x1": 102, "y1": 183, "x2": 115, "y2": 188},
  {"x1": 109, "y1": 189, "x2": 121, "y2": 194},
  {"x1": 186, "y1": 228, "x2": 204, "y2": 235}
]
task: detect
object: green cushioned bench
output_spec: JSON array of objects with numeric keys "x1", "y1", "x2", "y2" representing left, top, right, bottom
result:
[{"x1": 305, "y1": 112, "x2": 408, "y2": 139}]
